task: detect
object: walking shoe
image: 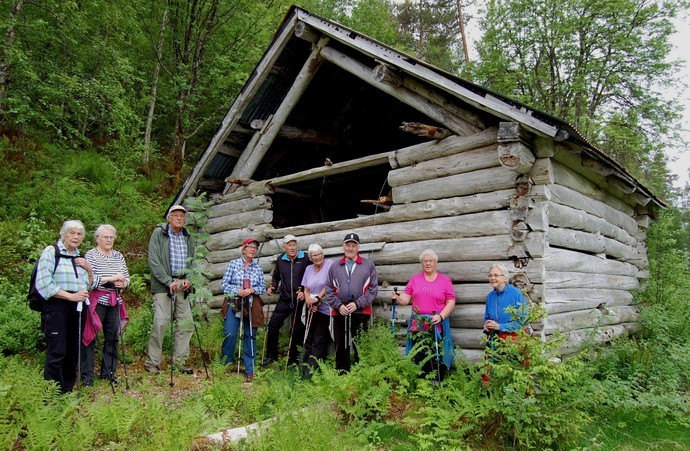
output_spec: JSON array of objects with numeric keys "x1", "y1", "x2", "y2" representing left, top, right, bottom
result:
[
  {"x1": 145, "y1": 365, "x2": 161, "y2": 375},
  {"x1": 245, "y1": 373, "x2": 254, "y2": 382},
  {"x1": 178, "y1": 367, "x2": 193, "y2": 375},
  {"x1": 260, "y1": 357, "x2": 275, "y2": 368}
]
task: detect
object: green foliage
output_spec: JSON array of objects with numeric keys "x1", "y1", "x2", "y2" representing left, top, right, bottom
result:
[
  {"x1": 473, "y1": 0, "x2": 687, "y2": 196},
  {"x1": 0, "y1": 278, "x2": 43, "y2": 355}
]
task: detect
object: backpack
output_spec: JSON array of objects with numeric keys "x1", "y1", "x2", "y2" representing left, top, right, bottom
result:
[{"x1": 27, "y1": 244, "x2": 61, "y2": 312}]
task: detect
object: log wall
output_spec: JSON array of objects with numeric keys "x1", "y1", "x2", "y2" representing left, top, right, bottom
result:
[{"x1": 191, "y1": 122, "x2": 652, "y2": 358}]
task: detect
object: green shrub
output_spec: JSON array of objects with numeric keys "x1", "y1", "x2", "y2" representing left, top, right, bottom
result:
[{"x1": 0, "y1": 278, "x2": 44, "y2": 355}]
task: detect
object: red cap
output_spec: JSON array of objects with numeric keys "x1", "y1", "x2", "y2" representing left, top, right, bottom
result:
[{"x1": 242, "y1": 238, "x2": 259, "y2": 248}]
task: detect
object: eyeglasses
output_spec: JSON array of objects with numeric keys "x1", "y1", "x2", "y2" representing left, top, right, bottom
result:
[
  {"x1": 100, "y1": 236, "x2": 116, "y2": 240},
  {"x1": 310, "y1": 253, "x2": 324, "y2": 259},
  {"x1": 488, "y1": 273, "x2": 504, "y2": 278},
  {"x1": 245, "y1": 244, "x2": 258, "y2": 250},
  {"x1": 422, "y1": 259, "x2": 436, "y2": 264},
  {"x1": 169, "y1": 214, "x2": 185, "y2": 219}
]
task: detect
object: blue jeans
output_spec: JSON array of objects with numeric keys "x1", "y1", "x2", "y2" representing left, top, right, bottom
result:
[{"x1": 221, "y1": 310, "x2": 257, "y2": 375}]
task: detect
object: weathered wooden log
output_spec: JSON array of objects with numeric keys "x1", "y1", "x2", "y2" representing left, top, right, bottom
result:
[
  {"x1": 372, "y1": 303, "x2": 486, "y2": 329},
  {"x1": 208, "y1": 195, "x2": 272, "y2": 218},
  {"x1": 372, "y1": 63, "x2": 402, "y2": 87},
  {"x1": 377, "y1": 260, "x2": 544, "y2": 285},
  {"x1": 375, "y1": 284, "x2": 491, "y2": 304},
  {"x1": 541, "y1": 305, "x2": 638, "y2": 334},
  {"x1": 544, "y1": 271, "x2": 639, "y2": 290},
  {"x1": 209, "y1": 183, "x2": 274, "y2": 205},
  {"x1": 206, "y1": 224, "x2": 275, "y2": 252},
  {"x1": 548, "y1": 184, "x2": 638, "y2": 236},
  {"x1": 543, "y1": 288, "x2": 634, "y2": 315},
  {"x1": 546, "y1": 201, "x2": 636, "y2": 246},
  {"x1": 392, "y1": 166, "x2": 517, "y2": 204},
  {"x1": 543, "y1": 247, "x2": 639, "y2": 276},
  {"x1": 398, "y1": 121, "x2": 452, "y2": 139},
  {"x1": 551, "y1": 159, "x2": 636, "y2": 215},
  {"x1": 294, "y1": 20, "x2": 319, "y2": 44},
  {"x1": 320, "y1": 45, "x2": 479, "y2": 137},
  {"x1": 390, "y1": 126, "x2": 498, "y2": 168},
  {"x1": 498, "y1": 141, "x2": 535, "y2": 174},
  {"x1": 547, "y1": 226, "x2": 638, "y2": 261},
  {"x1": 370, "y1": 235, "x2": 515, "y2": 264},
  {"x1": 387, "y1": 145, "x2": 499, "y2": 188},
  {"x1": 205, "y1": 209, "x2": 273, "y2": 234},
  {"x1": 558, "y1": 323, "x2": 638, "y2": 353},
  {"x1": 529, "y1": 158, "x2": 555, "y2": 185},
  {"x1": 264, "y1": 211, "x2": 514, "y2": 256}
]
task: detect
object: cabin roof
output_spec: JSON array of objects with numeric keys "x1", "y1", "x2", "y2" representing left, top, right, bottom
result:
[{"x1": 173, "y1": 6, "x2": 664, "y2": 211}]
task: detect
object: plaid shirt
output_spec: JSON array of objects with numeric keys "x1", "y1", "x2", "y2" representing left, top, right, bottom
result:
[
  {"x1": 36, "y1": 240, "x2": 95, "y2": 299},
  {"x1": 168, "y1": 225, "x2": 188, "y2": 277},
  {"x1": 221, "y1": 257, "x2": 266, "y2": 297}
]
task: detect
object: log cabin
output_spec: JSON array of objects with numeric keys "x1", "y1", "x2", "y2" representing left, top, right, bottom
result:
[{"x1": 173, "y1": 6, "x2": 664, "y2": 360}]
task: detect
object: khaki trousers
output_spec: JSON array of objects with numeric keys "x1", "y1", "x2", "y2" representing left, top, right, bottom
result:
[{"x1": 145, "y1": 288, "x2": 193, "y2": 370}]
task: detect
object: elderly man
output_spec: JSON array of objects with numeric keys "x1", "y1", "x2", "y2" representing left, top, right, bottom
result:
[
  {"x1": 145, "y1": 205, "x2": 195, "y2": 375},
  {"x1": 325, "y1": 232, "x2": 378, "y2": 373},
  {"x1": 264, "y1": 235, "x2": 309, "y2": 366}
]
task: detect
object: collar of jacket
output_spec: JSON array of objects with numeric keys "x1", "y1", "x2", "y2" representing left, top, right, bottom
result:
[
  {"x1": 162, "y1": 223, "x2": 190, "y2": 237},
  {"x1": 281, "y1": 249, "x2": 305, "y2": 261},
  {"x1": 338, "y1": 254, "x2": 362, "y2": 265}
]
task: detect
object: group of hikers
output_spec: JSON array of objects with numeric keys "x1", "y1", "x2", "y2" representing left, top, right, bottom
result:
[{"x1": 33, "y1": 205, "x2": 528, "y2": 393}]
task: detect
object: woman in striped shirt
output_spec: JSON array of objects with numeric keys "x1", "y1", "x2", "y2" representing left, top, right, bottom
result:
[{"x1": 81, "y1": 224, "x2": 130, "y2": 386}]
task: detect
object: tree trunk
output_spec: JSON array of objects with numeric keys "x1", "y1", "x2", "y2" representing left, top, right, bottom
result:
[{"x1": 143, "y1": 5, "x2": 168, "y2": 165}]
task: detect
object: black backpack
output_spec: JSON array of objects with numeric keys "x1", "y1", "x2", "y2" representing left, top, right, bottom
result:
[{"x1": 27, "y1": 244, "x2": 61, "y2": 312}]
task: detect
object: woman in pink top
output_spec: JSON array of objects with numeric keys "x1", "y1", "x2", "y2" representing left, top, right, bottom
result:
[{"x1": 392, "y1": 249, "x2": 456, "y2": 379}]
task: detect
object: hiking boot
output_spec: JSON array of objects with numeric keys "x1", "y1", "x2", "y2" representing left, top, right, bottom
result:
[
  {"x1": 178, "y1": 367, "x2": 193, "y2": 375},
  {"x1": 145, "y1": 365, "x2": 161, "y2": 375},
  {"x1": 245, "y1": 373, "x2": 254, "y2": 382},
  {"x1": 260, "y1": 357, "x2": 275, "y2": 368}
]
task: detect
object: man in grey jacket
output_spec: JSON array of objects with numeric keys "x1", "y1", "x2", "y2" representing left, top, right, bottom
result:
[
  {"x1": 325, "y1": 232, "x2": 378, "y2": 372},
  {"x1": 145, "y1": 205, "x2": 196, "y2": 374}
]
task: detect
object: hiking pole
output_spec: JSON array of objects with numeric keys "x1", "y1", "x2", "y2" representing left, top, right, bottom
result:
[
  {"x1": 261, "y1": 284, "x2": 271, "y2": 366},
  {"x1": 169, "y1": 291, "x2": 175, "y2": 387},
  {"x1": 188, "y1": 297, "x2": 209, "y2": 380},
  {"x1": 247, "y1": 296, "x2": 254, "y2": 364},
  {"x1": 119, "y1": 315, "x2": 130, "y2": 390},
  {"x1": 77, "y1": 300, "x2": 83, "y2": 393},
  {"x1": 237, "y1": 296, "x2": 245, "y2": 375},
  {"x1": 285, "y1": 287, "x2": 303, "y2": 370},
  {"x1": 391, "y1": 288, "x2": 398, "y2": 335},
  {"x1": 299, "y1": 302, "x2": 315, "y2": 367},
  {"x1": 432, "y1": 311, "x2": 441, "y2": 386}
]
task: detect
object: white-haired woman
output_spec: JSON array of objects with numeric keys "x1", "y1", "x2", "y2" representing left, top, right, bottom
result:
[
  {"x1": 482, "y1": 263, "x2": 529, "y2": 383},
  {"x1": 81, "y1": 224, "x2": 130, "y2": 386},
  {"x1": 35, "y1": 220, "x2": 95, "y2": 393},
  {"x1": 391, "y1": 249, "x2": 456, "y2": 379},
  {"x1": 300, "y1": 243, "x2": 333, "y2": 378}
]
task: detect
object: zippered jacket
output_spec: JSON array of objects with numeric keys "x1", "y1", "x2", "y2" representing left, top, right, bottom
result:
[
  {"x1": 270, "y1": 251, "x2": 309, "y2": 302},
  {"x1": 325, "y1": 254, "x2": 378, "y2": 316},
  {"x1": 148, "y1": 223, "x2": 195, "y2": 294}
]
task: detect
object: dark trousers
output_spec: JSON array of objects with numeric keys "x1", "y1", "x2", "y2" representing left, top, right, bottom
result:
[
  {"x1": 43, "y1": 298, "x2": 80, "y2": 393},
  {"x1": 266, "y1": 299, "x2": 305, "y2": 364},
  {"x1": 303, "y1": 311, "x2": 331, "y2": 374},
  {"x1": 81, "y1": 303, "x2": 120, "y2": 383},
  {"x1": 409, "y1": 330, "x2": 446, "y2": 380},
  {"x1": 333, "y1": 313, "x2": 370, "y2": 372}
]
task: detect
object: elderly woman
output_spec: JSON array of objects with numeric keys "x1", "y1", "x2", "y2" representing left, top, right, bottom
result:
[
  {"x1": 483, "y1": 263, "x2": 528, "y2": 337},
  {"x1": 391, "y1": 249, "x2": 456, "y2": 380},
  {"x1": 35, "y1": 220, "x2": 95, "y2": 393},
  {"x1": 80, "y1": 225, "x2": 130, "y2": 386},
  {"x1": 482, "y1": 263, "x2": 529, "y2": 382},
  {"x1": 220, "y1": 238, "x2": 266, "y2": 382},
  {"x1": 300, "y1": 243, "x2": 333, "y2": 378}
]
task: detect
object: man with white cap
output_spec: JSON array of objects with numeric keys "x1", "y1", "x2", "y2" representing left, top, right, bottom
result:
[
  {"x1": 145, "y1": 205, "x2": 195, "y2": 374},
  {"x1": 264, "y1": 234, "x2": 309, "y2": 366},
  {"x1": 325, "y1": 232, "x2": 378, "y2": 373}
]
